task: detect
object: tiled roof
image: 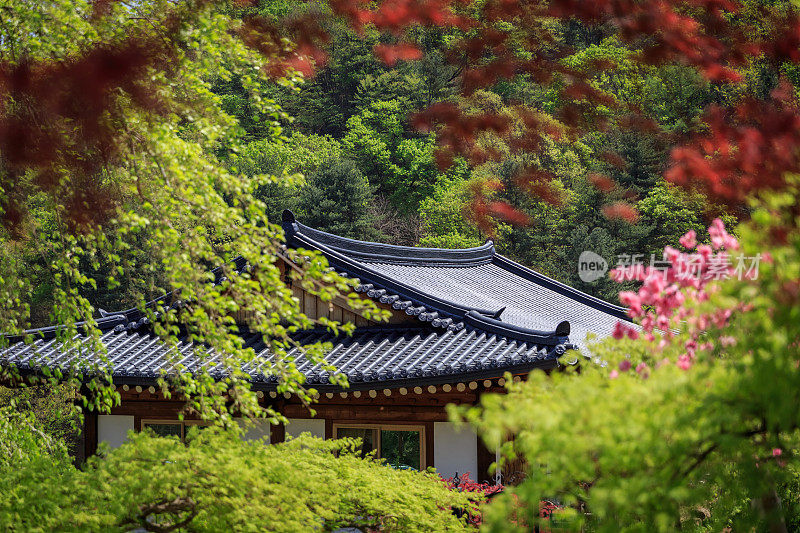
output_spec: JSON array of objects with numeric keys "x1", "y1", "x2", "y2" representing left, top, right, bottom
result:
[
  {"x1": 284, "y1": 211, "x2": 632, "y2": 351},
  {"x1": 1, "y1": 211, "x2": 631, "y2": 386},
  {"x1": 1, "y1": 322, "x2": 564, "y2": 390}
]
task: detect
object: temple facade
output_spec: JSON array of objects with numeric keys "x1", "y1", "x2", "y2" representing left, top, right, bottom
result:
[{"x1": 2, "y1": 210, "x2": 631, "y2": 482}]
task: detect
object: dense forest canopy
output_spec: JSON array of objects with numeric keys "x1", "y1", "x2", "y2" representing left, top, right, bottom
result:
[{"x1": 6, "y1": 0, "x2": 779, "y2": 327}]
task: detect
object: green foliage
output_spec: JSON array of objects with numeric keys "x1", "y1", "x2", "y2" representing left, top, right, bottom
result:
[
  {"x1": 561, "y1": 37, "x2": 713, "y2": 133},
  {"x1": 456, "y1": 183, "x2": 800, "y2": 531},
  {"x1": 260, "y1": 4, "x2": 459, "y2": 138},
  {"x1": 231, "y1": 134, "x2": 381, "y2": 238},
  {"x1": 234, "y1": 132, "x2": 345, "y2": 178},
  {"x1": 281, "y1": 23, "x2": 386, "y2": 136},
  {"x1": 343, "y1": 100, "x2": 446, "y2": 213},
  {"x1": 0, "y1": 406, "x2": 70, "y2": 472},
  {"x1": 297, "y1": 159, "x2": 383, "y2": 240},
  {"x1": 0, "y1": 385, "x2": 80, "y2": 457},
  {"x1": 0, "y1": 430, "x2": 474, "y2": 532},
  {"x1": 586, "y1": 130, "x2": 666, "y2": 193},
  {"x1": 419, "y1": 174, "x2": 486, "y2": 249},
  {"x1": 230, "y1": 132, "x2": 346, "y2": 221},
  {"x1": 635, "y1": 182, "x2": 710, "y2": 253}
]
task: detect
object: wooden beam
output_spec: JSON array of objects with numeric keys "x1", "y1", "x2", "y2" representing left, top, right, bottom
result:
[
  {"x1": 111, "y1": 400, "x2": 187, "y2": 418},
  {"x1": 282, "y1": 403, "x2": 450, "y2": 422},
  {"x1": 290, "y1": 391, "x2": 478, "y2": 407}
]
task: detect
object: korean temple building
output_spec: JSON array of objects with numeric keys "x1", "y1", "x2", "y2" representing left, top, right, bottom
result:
[{"x1": 1, "y1": 210, "x2": 631, "y2": 482}]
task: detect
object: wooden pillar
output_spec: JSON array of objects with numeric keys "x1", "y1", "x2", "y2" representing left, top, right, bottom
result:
[
  {"x1": 476, "y1": 438, "x2": 495, "y2": 484},
  {"x1": 474, "y1": 385, "x2": 496, "y2": 484},
  {"x1": 425, "y1": 421, "x2": 435, "y2": 470},
  {"x1": 83, "y1": 410, "x2": 98, "y2": 459},
  {"x1": 270, "y1": 421, "x2": 285, "y2": 444}
]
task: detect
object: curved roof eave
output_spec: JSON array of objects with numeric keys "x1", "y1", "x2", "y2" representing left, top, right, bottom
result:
[{"x1": 284, "y1": 215, "x2": 496, "y2": 266}]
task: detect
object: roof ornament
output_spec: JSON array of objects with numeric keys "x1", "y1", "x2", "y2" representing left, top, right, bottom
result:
[
  {"x1": 492, "y1": 307, "x2": 506, "y2": 319},
  {"x1": 555, "y1": 320, "x2": 571, "y2": 337},
  {"x1": 281, "y1": 209, "x2": 298, "y2": 239},
  {"x1": 281, "y1": 209, "x2": 296, "y2": 223},
  {"x1": 464, "y1": 310, "x2": 569, "y2": 345}
]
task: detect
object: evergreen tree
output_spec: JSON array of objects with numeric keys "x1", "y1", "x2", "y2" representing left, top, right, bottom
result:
[{"x1": 297, "y1": 159, "x2": 383, "y2": 241}]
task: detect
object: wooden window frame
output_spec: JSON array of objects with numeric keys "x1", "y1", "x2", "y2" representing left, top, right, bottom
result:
[
  {"x1": 332, "y1": 422, "x2": 427, "y2": 469},
  {"x1": 140, "y1": 419, "x2": 211, "y2": 442},
  {"x1": 141, "y1": 419, "x2": 185, "y2": 440}
]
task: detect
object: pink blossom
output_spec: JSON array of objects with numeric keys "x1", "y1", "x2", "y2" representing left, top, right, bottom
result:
[
  {"x1": 663, "y1": 246, "x2": 681, "y2": 262},
  {"x1": 719, "y1": 336, "x2": 737, "y2": 347},
  {"x1": 612, "y1": 321, "x2": 640, "y2": 340},
  {"x1": 709, "y1": 219, "x2": 726, "y2": 249},
  {"x1": 697, "y1": 244, "x2": 713, "y2": 261},
  {"x1": 609, "y1": 369, "x2": 619, "y2": 379},
  {"x1": 643, "y1": 274, "x2": 666, "y2": 296},
  {"x1": 619, "y1": 291, "x2": 643, "y2": 316},
  {"x1": 635, "y1": 362, "x2": 650, "y2": 379},
  {"x1": 708, "y1": 218, "x2": 740, "y2": 250},
  {"x1": 679, "y1": 230, "x2": 697, "y2": 249},
  {"x1": 610, "y1": 219, "x2": 743, "y2": 379},
  {"x1": 619, "y1": 359, "x2": 632, "y2": 372},
  {"x1": 773, "y1": 448, "x2": 783, "y2": 457}
]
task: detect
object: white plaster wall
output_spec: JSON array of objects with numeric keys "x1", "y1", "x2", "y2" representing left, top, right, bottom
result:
[
  {"x1": 433, "y1": 422, "x2": 478, "y2": 480},
  {"x1": 237, "y1": 418, "x2": 271, "y2": 441},
  {"x1": 286, "y1": 418, "x2": 325, "y2": 439},
  {"x1": 98, "y1": 415, "x2": 135, "y2": 449}
]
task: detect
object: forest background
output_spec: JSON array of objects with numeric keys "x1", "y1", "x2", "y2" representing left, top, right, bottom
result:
[{"x1": 13, "y1": 0, "x2": 742, "y2": 325}]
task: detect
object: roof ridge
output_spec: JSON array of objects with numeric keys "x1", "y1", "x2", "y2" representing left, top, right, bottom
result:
[
  {"x1": 283, "y1": 210, "x2": 495, "y2": 266},
  {"x1": 463, "y1": 311, "x2": 570, "y2": 346}
]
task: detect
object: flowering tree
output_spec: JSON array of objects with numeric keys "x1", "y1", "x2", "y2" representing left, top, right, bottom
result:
[{"x1": 456, "y1": 183, "x2": 800, "y2": 530}]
